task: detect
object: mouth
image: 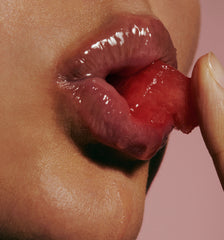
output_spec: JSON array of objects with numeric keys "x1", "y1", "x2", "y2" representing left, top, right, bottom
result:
[{"x1": 56, "y1": 14, "x2": 179, "y2": 160}]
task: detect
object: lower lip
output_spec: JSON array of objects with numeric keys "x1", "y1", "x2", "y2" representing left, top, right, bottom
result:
[{"x1": 57, "y1": 14, "x2": 177, "y2": 160}]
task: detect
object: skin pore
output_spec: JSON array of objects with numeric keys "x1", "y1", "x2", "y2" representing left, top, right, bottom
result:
[{"x1": 0, "y1": 0, "x2": 200, "y2": 240}]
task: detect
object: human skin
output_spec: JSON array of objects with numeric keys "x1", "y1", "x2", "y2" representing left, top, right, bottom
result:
[{"x1": 0, "y1": 1, "x2": 202, "y2": 240}]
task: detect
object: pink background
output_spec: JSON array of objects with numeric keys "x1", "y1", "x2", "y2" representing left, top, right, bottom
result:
[{"x1": 137, "y1": 0, "x2": 224, "y2": 239}]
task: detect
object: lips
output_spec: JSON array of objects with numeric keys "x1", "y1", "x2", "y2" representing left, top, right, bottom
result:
[{"x1": 57, "y1": 14, "x2": 177, "y2": 160}]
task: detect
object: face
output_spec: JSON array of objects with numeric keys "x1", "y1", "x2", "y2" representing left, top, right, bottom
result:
[{"x1": 0, "y1": 1, "x2": 200, "y2": 240}]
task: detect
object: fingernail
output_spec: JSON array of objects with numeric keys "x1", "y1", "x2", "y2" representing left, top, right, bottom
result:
[{"x1": 208, "y1": 52, "x2": 224, "y2": 88}]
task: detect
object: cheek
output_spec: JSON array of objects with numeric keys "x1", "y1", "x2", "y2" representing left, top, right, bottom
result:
[{"x1": 150, "y1": 0, "x2": 200, "y2": 74}]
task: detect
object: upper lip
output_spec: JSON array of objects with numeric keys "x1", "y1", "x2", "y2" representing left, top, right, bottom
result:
[
  {"x1": 58, "y1": 13, "x2": 177, "y2": 80},
  {"x1": 57, "y1": 13, "x2": 177, "y2": 160}
]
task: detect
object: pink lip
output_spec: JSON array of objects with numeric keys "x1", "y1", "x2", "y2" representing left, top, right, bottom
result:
[{"x1": 57, "y1": 14, "x2": 177, "y2": 160}]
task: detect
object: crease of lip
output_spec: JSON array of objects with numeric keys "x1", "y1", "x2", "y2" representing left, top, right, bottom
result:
[{"x1": 57, "y1": 13, "x2": 177, "y2": 160}]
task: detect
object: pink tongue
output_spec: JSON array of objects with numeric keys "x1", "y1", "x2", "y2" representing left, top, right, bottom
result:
[{"x1": 111, "y1": 60, "x2": 198, "y2": 133}]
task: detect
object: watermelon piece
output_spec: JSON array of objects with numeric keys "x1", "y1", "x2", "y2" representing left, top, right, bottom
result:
[{"x1": 110, "y1": 60, "x2": 198, "y2": 133}]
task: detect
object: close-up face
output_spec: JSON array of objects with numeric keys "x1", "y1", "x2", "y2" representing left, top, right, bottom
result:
[{"x1": 0, "y1": 1, "x2": 200, "y2": 239}]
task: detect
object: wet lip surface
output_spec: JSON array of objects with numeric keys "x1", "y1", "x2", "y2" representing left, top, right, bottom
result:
[{"x1": 57, "y1": 14, "x2": 177, "y2": 160}]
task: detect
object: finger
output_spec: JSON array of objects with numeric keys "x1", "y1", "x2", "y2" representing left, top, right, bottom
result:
[{"x1": 191, "y1": 52, "x2": 224, "y2": 190}]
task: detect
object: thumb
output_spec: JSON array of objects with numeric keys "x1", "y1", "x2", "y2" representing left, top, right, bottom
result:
[{"x1": 192, "y1": 52, "x2": 224, "y2": 190}]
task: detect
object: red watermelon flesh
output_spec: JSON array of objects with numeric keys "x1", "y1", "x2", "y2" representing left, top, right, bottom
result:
[{"x1": 110, "y1": 60, "x2": 198, "y2": 134}]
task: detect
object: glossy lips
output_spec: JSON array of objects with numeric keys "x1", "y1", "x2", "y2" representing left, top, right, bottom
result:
[{"x1": 57, "y1": 14, "x2": 178, "y2": 160}]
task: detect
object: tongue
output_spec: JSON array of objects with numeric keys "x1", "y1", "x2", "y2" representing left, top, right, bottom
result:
[{"x1": 110, "y1": 60, "x2": 198, "y2": 134}]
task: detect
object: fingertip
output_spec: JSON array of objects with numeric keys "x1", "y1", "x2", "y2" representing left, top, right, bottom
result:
[
  {"x1": 192, "y1": 52, "x2": 224, "y2": 94},
  {"x1": 191, "y1": 52, "x2": 210, "y2": 91},
  {"x1": 191, "y1": 53, "x2": 224, "y2": 190},
  {"x1": 191, "y1": 53, "x2": 211, "y2": 119}
]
